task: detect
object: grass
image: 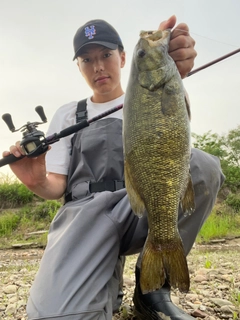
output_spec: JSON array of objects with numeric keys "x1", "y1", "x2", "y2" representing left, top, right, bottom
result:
[
  {"x1": 232, "y1": 290, "x2": 240, "y2": 306},
  {"x1": 1, "y1": 175, "x2": 240, "y2": 248},
  {"x1": 0, "y1": 175, "x2": 61, "y2": 248},
  {"x1": 0, "y1": 212, "x2": 20, "y2": 236},
  {"x1": 0, "y1": 203, "x2": 59, "y2": 249},
  {"x1": 204, "y1": 256, "x2": 212, "y2": 269},
  {"x1": 0, "y1": 174, "x2": 34, "y2": 208},
  {"x1": 196, "y1": 204, "x2": 240, "y2": 243}
]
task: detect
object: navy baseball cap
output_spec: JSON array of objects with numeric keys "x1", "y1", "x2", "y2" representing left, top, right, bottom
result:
[{"x1": 73, "y1": 19, "x2": 124, "y2": 60}]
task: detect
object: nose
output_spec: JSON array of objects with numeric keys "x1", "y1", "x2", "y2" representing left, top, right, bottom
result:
[{"x1": 93, "y1": 59, "x2": 104, "y2": 73}]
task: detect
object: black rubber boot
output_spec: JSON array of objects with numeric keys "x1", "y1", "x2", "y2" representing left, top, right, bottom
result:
[{"x1": 133, "y1": 267, "x2": 194, "y2": 320}]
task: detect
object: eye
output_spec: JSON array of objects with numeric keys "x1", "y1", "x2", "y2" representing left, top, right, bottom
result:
[
  {"x1": 82, "y1": 58, "x2": 90, "y2": 63},
  {"x1": 137, "y1": 49, "x2": 146, "y2": 58},
  {"x1": 104, "y1": 52, "x2": 112, "y2": 58}
]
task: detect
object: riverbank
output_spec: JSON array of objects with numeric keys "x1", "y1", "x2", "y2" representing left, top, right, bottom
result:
[{"x1": 0, "y1": 239, "x2": 239, "y2": 320}]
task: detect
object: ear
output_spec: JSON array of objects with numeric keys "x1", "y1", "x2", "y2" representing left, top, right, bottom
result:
[{"x1": 120, "y1": 51, "x2": 126, "y2": 68}]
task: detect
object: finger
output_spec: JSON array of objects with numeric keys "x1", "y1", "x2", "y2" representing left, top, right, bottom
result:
[
  {"x1": 169, "y1": 45, "x2": 197, "y2": 62},
  {"x1": 2, "y1": 150, "x2": 11, "y2": 157},
  {"x1": 9, "y1": 146, "x2": 22, "y2": 157},
  {"x1": 174, "y1": 59, "x2": 195, "y2": 78},
  {"x1": 171, "y1": 23, "x2": 189, "y2": 39},
  {"x1": 158, "y1": 15, "x2": 176, "y2": 31},
  {"x1": 9, "y1": 143, "x2": 25, "y2": 157},
  {"x1": 169, "y1": 36, "x2": 189, "y2": 53}
]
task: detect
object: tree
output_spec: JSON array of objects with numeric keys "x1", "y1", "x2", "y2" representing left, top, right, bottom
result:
[
  {"x1": 192, "y1": 131, "x2": 227, "y2": 160},
  {"x1": 192, "y1": 127, "x2": 240, "y2": 192},
  {"x1": 224, "y1": 125, "x2": 240, "y2": 167}
]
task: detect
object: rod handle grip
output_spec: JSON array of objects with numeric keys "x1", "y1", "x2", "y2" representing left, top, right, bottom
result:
[{"x1": 0, "y1": 153, "x2": 25, "y2": 167}]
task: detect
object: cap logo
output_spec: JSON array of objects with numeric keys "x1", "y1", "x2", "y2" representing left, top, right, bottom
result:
[{"x1": 85, "y1": 25, "x2": 96, "y2": 39}]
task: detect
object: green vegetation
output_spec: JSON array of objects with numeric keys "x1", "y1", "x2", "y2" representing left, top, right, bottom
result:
[
  {"x1": 2, "y1": 120, "x2": 240, "y2": 250},
  {"x1": 0, "y1": 174, "x2": 61, "y2": 248},
  {"x1": 196, "y1": 204, "x2": 240, "y2": 243},
  {"x1": 204, "y1": 255, "x2": 212, "y2": 269},
  {"x1": 0, "y1": 177, "x2": 34, "y2": 208},
  {"x1": 192, "y1": 125, "x2": 240, "y2": 192},
  {"x1": 0, "y1": 177, "x2": 240, "y2": 247},
  {"x1": 192, "y1": 125, "x2": 240, "y2": 243},
  {"x1": 0, "y1": 212, "x2": 20, "y2": 236}
]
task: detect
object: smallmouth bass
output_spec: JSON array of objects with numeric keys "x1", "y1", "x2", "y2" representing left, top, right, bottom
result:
[{"x1": 123, "y1": 29, "x2": 195, "y2": 293}]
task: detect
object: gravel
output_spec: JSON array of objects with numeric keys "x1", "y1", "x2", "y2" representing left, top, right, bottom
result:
[{"x1": 0, "y1": 238, "x2": 239, "y2": 320}]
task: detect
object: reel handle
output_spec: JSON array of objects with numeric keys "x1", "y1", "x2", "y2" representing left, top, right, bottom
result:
[
  {"x1": 2, "y1": 114, "x2": 15, "y2": 132},
  {"x1": 35, "y1": 106, "x2": 47, "y2": 122}
]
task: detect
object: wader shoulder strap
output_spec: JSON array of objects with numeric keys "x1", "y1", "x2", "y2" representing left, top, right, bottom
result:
[
  {"x1": 64, "y1": 98, "x2": 125, "y2": 203},
  {"x1": 76, "y1": 98, "x2": 88, "y2": 123}
]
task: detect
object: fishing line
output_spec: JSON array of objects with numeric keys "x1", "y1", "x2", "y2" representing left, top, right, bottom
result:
[
  {"x1": 172, "y1": 29, "x2": 240, "y2": 77},
  {"x1": 1, "y1": 29, "x2": 239, "y2": 167},
  {"x1": 174, "y1": 28, "x2": 239, "y2": 49}
]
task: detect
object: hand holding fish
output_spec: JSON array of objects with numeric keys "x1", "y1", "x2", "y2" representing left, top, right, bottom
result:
[{"x1": 159, "y1": 15, "x2": 197, "y2": 78}]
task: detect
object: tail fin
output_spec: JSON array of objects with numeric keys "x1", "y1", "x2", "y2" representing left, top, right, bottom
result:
[{"x1": 140, "y1": 236, "x2": 190, "y2": 294}]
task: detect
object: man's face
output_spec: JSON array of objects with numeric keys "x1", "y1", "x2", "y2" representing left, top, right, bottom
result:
[{"x1": 77, "y1": 44, "x2": 125, "y2": 101}]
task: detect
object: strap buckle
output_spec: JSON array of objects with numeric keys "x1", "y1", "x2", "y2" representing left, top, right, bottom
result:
[
  {"x1": 114, "y1": 180, "x2": 125, "y2": 191},
  {"x1": 76, "y1": 110, "x2": 88, "y2": 122}
]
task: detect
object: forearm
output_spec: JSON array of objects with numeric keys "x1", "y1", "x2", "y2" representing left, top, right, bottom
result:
[
  {"x1": 2, "y1": 146, "x2": 67, "y2": 200},
  {"x1": 26, "y1": 172, "x2": 67, "y2": 200}
]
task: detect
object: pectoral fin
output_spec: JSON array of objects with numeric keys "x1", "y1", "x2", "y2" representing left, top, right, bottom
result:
[{"x1": 124, "y1": 160, "x2": 145, "y2": 216}]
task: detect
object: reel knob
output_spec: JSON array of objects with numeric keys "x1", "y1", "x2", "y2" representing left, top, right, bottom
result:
[{"x1": 2, "y1": 113, "x2": 15, "y2": 132}]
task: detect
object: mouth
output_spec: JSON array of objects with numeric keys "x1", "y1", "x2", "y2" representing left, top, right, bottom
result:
[
  {"x1": 139, "y1": 29, "x2": 170, "y2": 46},
  {"x1": 95, "y1": 76, "x2": 110, "y2": 83}
]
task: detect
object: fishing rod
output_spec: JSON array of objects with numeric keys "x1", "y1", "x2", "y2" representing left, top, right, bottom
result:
[
  {"x1": 187, "y1": 48, "x2": 240, "y2": 77},
  {"x1": 0, "y1": 104, "x2": 123, "y2": 167},
  {"x1": 1, "y1": 48, "x2": 239, "y2": 167}
]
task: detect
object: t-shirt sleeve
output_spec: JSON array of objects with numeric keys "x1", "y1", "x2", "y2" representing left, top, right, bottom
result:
[{"x1": 45, "y1": 102, "x2": 77, "y2": 175}]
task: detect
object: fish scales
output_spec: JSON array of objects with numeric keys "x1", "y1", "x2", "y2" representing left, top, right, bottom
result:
[{"x1": 123, "y1": 29, "x2": 195, "y2": 294}]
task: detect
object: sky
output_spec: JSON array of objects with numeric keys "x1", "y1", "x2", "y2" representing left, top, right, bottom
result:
[{"x1": 0, "y1": 0, "x2": 240, "y2": 176}]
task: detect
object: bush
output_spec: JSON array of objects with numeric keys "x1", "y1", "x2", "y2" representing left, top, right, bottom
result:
[
  {"x1": 192, "y1": 127, "x2": 240, "y2": 193},
  {"x1": 0, "y1": 213, "x2": 20, "y2": 236},
  {"x1": 31, "y1": 200, "x2": 61, "y2": 222},
  {"x1": 225, "y1": 193, "x2": 240, "y2": 212},
  {"x1": 0, "y1": 182, "x2": 34, "y2": 208}
]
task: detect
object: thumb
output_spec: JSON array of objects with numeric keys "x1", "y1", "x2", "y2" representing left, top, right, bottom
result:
[{"x1": 158, "y1": 15, "x2": 177, "y2": 31}]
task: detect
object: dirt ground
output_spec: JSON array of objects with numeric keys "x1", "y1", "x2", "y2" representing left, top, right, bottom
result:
[{"x1": 0, "y1": 238, "x2": 240, "y2": 320}]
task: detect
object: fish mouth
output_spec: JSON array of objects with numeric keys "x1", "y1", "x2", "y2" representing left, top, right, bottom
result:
[{"x1": 140, "y1": 29, "x2": 170, "y2": 46}]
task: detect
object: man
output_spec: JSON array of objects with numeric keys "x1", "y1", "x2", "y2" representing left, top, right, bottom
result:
[{"x1": 3, "y1": 16, "x2": 224, "y2": 320}]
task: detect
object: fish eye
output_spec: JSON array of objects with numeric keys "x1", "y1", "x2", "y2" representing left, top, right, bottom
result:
[{"x1": 137, "y1": 49, "x2": 146, "y2": 58}]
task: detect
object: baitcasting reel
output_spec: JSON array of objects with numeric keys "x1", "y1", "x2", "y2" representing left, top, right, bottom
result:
[{"x1": 2, "y1": 106, "x2": 48, "y2": 158}]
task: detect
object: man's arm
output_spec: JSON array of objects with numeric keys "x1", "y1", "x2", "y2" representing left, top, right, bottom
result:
[{"x1": 2, "y1": 143, "x2": 67, "y2": 200}]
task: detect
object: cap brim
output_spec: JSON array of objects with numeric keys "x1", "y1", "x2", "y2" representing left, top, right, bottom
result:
[{"x1": 73, "y1": 41, "x2": 118, "y2": 60}]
